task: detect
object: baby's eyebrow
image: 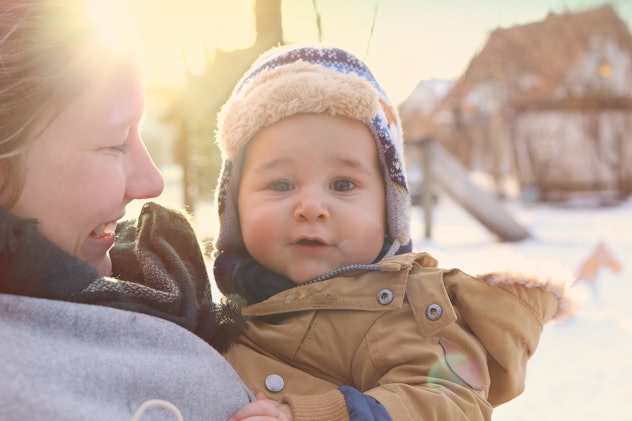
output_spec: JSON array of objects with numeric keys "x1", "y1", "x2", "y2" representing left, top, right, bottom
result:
[
  {"x1": 249, "y1": 156, "x2": 375, "y2": 175},
  {"x1": 250, "y1": 157, "x2": 293, "y2": 174},
  {"x1": 335, "y1": 157, "x2": 374, "y2": 175}
]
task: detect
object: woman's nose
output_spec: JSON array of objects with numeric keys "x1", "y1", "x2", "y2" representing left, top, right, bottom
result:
[
  {"x1": 125, "y1": 138, "x2": 164, "y2": 200},
  {"x1": 294, "y1": 189, "x2": 329, "y2": 222}
]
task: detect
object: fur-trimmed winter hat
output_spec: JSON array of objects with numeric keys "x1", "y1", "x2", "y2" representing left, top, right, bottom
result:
[{"x1": 214, "y1": 44, "x2": 411, "y2": 263}]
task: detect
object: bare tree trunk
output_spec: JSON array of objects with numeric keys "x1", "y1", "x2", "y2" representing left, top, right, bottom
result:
[{"x1": 255, "y1": 0, "x2": 283, "y2": 46}]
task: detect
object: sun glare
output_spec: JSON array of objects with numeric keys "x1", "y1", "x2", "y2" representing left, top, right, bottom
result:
[
  {"x1": 86, "y1": 0, "x2": 257, "y2": 86},
  {"x1": 81, "y1": 0, "x2": 629, "y2": 103},
  {"x1": 82, "y1": 0, "x2": 430, "y2": 99}
]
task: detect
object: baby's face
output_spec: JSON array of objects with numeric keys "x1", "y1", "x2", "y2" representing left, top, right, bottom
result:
[{"x1": 238, "y1": 113, "x2": 386, "y2": 284}]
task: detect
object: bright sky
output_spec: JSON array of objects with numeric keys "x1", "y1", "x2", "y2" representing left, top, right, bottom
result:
[{"x1": 90, "y1": 0, "x2": 632, "y2": 105}]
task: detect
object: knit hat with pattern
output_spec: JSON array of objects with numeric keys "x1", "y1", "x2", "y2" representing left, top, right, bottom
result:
[{"x1": 213, "y1": 45, "x2": 411, "y2": 293}]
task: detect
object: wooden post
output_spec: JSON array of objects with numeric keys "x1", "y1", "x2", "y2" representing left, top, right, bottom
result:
[
  {"x1": 421, "y1": 138, "x2": 433, "y2": 240},
  {"x1": 178, "y1": 119, "x2": 194, "y2": 211}
]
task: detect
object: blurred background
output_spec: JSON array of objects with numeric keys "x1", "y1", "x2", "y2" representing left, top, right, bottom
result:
[{"x1": 90, "y1": 1, "x2": 631, "y2": 419}]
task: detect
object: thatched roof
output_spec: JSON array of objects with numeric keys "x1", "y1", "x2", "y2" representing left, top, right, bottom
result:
[{"x1": 435, "y1": 4, "x2": 632, "y2": 114}]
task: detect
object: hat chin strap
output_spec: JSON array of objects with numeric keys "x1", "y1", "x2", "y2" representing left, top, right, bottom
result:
[{"x1": 382, "y1": 239, "x2": 402, "y2": 259}]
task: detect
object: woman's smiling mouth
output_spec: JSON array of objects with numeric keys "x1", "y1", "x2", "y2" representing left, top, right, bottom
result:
[{"x1": 90, "y1": 221, "x2": 117, "y2": 239}]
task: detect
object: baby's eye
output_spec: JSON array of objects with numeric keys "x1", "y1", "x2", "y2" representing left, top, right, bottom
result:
[
  {"x1": 267, "y1": 180, "x2": 293, "y2": 192},
  {"x1": 331, "y1": 179, "x2": 355, "y2": 192}
]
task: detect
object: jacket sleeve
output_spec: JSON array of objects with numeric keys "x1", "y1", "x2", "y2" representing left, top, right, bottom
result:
[
  {"x1": 352, "y1": 265, "x2": 568, "y2": 420},
  {"x1": 442, "y1": 268, "x2": 572, "y2": 406},
  {"x1": 280, "y1": 386, "x2": 391, "y2": 421},
  {"x1": 349, "y1": 268, "x2": 495, "y2": 421},
  {"x1": 356, "y1": 306, "x2": 493, "y2": 420}
]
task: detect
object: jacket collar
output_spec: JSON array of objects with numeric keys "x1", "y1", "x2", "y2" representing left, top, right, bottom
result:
[
  {"x1": 240, "y1": 251, "x2": 576, "y2": 321},
  {"x1": 241, "y1": 252, "x2": 436, "y2": 316}
]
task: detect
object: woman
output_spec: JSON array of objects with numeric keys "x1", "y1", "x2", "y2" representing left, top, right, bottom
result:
[{"x1": 0, "y1": 1, "x2": 252, "y2": 419}]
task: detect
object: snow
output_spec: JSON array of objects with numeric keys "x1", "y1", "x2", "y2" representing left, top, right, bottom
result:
[{"x1": 129, "y1": 166, "x2": 631, "y2": 420}]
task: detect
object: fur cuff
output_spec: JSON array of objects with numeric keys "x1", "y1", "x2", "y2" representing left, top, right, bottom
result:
[{"x1": 477, "y1": 258, "x2": 579, "y2": 321}]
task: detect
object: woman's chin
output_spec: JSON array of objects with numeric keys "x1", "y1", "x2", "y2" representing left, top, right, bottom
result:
[{"x1": 92, "y1": 254, "x2": 113, "y2": 277}]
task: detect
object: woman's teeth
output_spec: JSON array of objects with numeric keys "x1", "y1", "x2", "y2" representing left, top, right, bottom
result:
[{"x1": 90, "y1": 221, "x2": 117, "y2": 239}]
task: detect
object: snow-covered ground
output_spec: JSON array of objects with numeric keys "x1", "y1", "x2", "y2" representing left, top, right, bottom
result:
[{"x1": 129, "y1": 166, "x2": 631, "y2": 420}]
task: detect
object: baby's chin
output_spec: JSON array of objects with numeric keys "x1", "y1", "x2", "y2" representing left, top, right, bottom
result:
[{"x1": 286, "y1": 265, "x2": 336, "y2": 284}]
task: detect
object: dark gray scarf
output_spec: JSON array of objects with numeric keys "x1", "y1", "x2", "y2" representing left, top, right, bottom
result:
[{"x1": 0, "y1": 202, "x2": 243, "y2": 351}]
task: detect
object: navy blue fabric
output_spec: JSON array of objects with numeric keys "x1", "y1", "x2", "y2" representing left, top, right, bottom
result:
[
  {"x1": 214, "y1": 239, "x2": 410, "y2": 305},
  {"x1": 339, "y1": 386, "x2": 393, "y2": 421},
  {"x1": 213, "y1": 250, "x2": 295, "y2": 305}
]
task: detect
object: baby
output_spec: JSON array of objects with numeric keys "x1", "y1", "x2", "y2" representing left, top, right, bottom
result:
[{"x1": 213, "y1": 44, "x2": 573, "y2": 421}]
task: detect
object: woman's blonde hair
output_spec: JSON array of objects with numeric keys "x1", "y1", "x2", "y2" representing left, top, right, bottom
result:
[{"x1": 0, "y1": 0, "x2": 102, "y2": 207}]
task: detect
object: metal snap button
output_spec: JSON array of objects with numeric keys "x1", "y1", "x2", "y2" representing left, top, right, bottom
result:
[
  {"x1": 377, "y1": 288, "x2": 394, "y2": 305},
  {"x1": 265, "y1": 374, "x2": 285, "y2": 393},
  {"x1": 426, "y1": 303, "x2": 442, "y2": 321}
]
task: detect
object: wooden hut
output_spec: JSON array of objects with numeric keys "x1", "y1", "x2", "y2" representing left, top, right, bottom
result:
[{"x1": 428, "y1": 5, "x2": 632, "y2": 201}]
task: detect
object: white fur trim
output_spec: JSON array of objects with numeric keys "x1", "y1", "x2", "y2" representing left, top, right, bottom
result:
[
  {"x1": 477, "y1": 258, "x2": 578, "y2": 321},
  {"x1": 217, "y1": 60, "x2": 380, "y2": 161}
]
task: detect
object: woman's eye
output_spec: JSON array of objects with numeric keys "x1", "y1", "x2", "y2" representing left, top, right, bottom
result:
[
  {"x1": 331, "y1": 179, "x2": 355, "y2": 192},
  {"x1": 109, "y1": 144, "x2": 129, "y2": 154},
  {"x1": 268, "y1": 181, "x2": 293, "y2": 192}
]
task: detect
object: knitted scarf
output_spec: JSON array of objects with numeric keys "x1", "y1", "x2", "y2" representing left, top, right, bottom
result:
[{"x1": 0, "y1": 202, "x2": 244, "y2": 352}]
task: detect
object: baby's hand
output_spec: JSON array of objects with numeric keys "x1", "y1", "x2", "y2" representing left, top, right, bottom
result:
[{"x1": 229, "y1": 393, "x2": 294, "y2": 421}]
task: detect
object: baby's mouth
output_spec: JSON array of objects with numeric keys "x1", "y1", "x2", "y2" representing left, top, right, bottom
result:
[
  {"x1": 297, "y1": 239, "x2": 326, "y2": 246},
  {"x1": 90, "y1": 221, "x2": 117, "y2": 239}
]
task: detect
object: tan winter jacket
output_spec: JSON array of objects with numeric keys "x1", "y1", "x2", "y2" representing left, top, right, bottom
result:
[{"x1": 224, "y1": 252, "x2": 574, "y2": 421}]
